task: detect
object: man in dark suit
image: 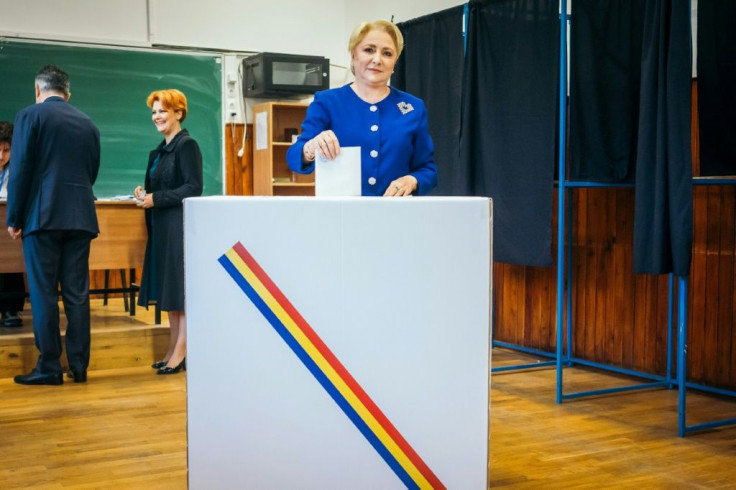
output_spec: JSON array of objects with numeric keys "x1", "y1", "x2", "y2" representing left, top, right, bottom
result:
[{"x1": 6, "y1": 65, "x2": 100, "y2": 386}]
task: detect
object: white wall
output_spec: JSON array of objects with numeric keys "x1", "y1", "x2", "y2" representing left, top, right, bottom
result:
[
  {"x1": 0, "y1": 0, "x2": 462, "y2": 62},
  {"x1": 150, "y1": 0, "x2": 346, "y2": 66},
  {"x1": 0, "y1": 0, "x2": 149, "y2": 45}
]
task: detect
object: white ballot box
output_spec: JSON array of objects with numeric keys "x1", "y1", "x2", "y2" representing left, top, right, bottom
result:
[{"x1": 185, "y1": 196, "x2": 492, "y2": 489}]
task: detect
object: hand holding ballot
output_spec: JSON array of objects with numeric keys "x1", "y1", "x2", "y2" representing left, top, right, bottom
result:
[{"x1": 303, "y1": 130, "x2": 340, "y2": 162}]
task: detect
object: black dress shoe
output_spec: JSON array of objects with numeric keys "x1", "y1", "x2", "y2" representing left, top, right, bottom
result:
[
  {"x1": 157, "y1": 358, "x2": 185, "y2": 375},
  {"x1": 14, "y1": 370, "x2": 63, "y2": 386},
  {"x1": 3, "y1": 311, "x2": 23, "y2": 327},
  {"x1": 151, "y1": 360, "x2": 167, "y2": 369},
  {"x1": 67, "y1": 369, "x2": 88, "y2": 383}
]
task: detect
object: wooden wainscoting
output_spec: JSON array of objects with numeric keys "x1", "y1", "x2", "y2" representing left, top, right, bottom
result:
[
  {"x1": 225, "y1": 122, "x2": 253, "y2": 196},
  {"x1": 689, "y1": 185, "x2": 736, "y2": 388},
  {"x1": 494, "y1": 188, "x2": 672, "y2": 377}
]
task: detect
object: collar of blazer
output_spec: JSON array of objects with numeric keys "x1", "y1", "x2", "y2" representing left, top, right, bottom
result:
[
  {"x1": 161, "y1": 129, "x2": 189, "y2": 153},
  {"x1": 41, "y1": 95, "x2": 68, "y2": 104}
]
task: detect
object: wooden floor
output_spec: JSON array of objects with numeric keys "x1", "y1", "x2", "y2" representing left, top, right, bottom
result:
[
  {"x1": 491, "y1": 353, "x2": 736, "y2": 488},
  {"x1": 1, "y1": 301, "x2": 736, "y2": 488}
]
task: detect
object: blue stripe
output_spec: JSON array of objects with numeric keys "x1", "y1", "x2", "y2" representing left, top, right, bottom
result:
[{"x1": 218, "y1": 254, "x2": 419, "y2": 489}]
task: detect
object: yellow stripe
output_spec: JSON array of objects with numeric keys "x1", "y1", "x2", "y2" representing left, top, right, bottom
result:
[{"x1": 225, "y1": 249, "x2": 433, "y2": 489}]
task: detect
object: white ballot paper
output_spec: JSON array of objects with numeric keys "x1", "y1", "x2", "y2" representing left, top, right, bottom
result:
[{"x1": 315, "y1": 146, "x2": 361, "y2": 197}]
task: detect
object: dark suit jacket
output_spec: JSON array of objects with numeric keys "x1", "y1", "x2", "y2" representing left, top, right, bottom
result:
[{"x1": 5, "y1": 96, "x2": 100, "y2": 237}]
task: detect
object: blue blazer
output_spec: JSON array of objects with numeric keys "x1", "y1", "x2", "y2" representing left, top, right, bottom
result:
[
  {"x1": 286, "y1": 85, "x2": 438, "y2": 196},
  {"x1": 6, "y1": 96, "x2": 100, "y2": 237}
]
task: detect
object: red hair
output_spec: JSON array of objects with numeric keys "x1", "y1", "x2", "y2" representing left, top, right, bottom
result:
[{"x1": 147, "y1": 89, "x2": 188, "y2": 121}]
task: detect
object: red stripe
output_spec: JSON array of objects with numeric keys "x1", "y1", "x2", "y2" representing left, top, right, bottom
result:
[{"x1": 232, "y1": 242, "x2": 445, "y2": 489}]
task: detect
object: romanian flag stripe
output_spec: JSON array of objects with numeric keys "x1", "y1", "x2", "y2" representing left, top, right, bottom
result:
[
  {"x1": 229, "y1": 242, "x2": 444, "y2": 488},
  {"x1": 218, "y1": 242, "x2": 445, "y2": 490},
  {"x1": 217, "y1": 255, "x2": 414, "y2": 488}
]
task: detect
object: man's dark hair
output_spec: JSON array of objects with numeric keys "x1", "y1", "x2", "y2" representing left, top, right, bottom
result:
[
  {"x1": 35, "y1": 65, "x2": 70, "y2": 96},
  {"x1": 0, "y1": 121, "x2": 13, "y2": 144}
]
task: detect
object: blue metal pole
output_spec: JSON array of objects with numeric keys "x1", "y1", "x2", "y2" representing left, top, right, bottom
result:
[
  {"x1": 493, "y1": 340, "x2": 557, "y2": 358},
  {"x1": 555, "y1": 0, "x2": 569, "y2": 404},
  {"x1": 565, "y1": 357, "x2": 668, "y2": 382},
  {"x1": 666, "y1": 274, "x2": 674, "y2": 385},
  {"x1": 492, "y1": 361, "x2": 557, "y2": 373},
  {"x1": 563, "y1": 381, "x2": 669, "y2": 400},
  {"x1": 677, "y1": 276, "x2": 688, "y2": 437}
]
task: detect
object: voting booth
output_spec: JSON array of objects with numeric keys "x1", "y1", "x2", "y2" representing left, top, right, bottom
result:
[{"x1": 185, "y1": 197, "x2": 492, "y2": 489}]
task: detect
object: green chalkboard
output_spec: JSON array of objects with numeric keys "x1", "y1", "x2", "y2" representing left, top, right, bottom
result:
[{"x1": 0, "y1": 39, "x2": 222, "y2": 198}]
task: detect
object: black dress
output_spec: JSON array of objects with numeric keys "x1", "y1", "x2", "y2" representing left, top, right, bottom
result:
[{"x1": 138, "y1": 129, "x2": 203, "y2": 311}]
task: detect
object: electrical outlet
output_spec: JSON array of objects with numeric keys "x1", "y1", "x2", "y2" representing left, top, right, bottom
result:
[
  {"x1": 223, "y1": 54, "x2": 244, "y2": 123},
  {"x1": 227, "y1": 101, "x2": 238, "y2": 120}
]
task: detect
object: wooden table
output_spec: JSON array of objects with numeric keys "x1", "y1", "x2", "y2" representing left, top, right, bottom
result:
[
  {"x1": 0, "y1": 200, "x2": 146, "y2": 273},
  {"x1": 0, "y1": 200, "x2": 148, "y2": 316}
]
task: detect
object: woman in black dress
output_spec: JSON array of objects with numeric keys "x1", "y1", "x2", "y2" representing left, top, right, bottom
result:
[{"x1": 134, "y1": 89, "x2": 202, "y2": 375}]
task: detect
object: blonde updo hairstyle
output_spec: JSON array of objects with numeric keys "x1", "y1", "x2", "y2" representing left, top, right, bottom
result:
[
  {"x1": 348, "y1": 20, "x2": 404, "y2": 75},
  {"x1": 147, "y1": 89, "x2": 188, "y2": 122}
]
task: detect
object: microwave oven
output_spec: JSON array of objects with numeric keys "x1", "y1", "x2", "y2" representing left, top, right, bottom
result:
[{"x1": 242, "y1": 52, "x2": 330, "y2": 98}]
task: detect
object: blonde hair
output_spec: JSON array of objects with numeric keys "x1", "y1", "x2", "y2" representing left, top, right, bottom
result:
[
  {"x1": 348, "y1": 20, "x2": 404, "y2": 74},
  {"x1": 147, "y1": 89, "x2": 188, "y2": 122}
]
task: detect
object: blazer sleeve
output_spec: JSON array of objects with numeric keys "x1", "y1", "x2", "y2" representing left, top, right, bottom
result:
[
  {"x1": 152, "y1": 138, "x2": 203, "y2": 208},
  {"x1": 5, "y1": 109, "x2": 37, "y2": 228},
  {"x1": 286, "y1": 92, "x2": 331, "y2": 174}
]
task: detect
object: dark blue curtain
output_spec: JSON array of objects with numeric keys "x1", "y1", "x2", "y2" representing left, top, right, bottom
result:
[
  {"x1": 569, "y1": 0, "x2": 692, "y2": 275},
  {"x1": 697, "y1": 0, "x2": 736, "y2": 176},
  {"x1": 633, "y1": 0, "x2": 693, "y2": 275},
  {"x1": 460, "y1": 0, "x2": 560, "y2": 266},
  {"x1": 393, "y1": 6, "x2": 467, "y2": 195},
  {"x1": 569, "y1": 0, "x2": 646, "y2": 182}
]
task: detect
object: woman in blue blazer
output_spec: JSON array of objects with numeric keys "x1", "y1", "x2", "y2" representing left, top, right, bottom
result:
[{"x1": 287, "y1": 19, "x2": 438, "y2": 197}]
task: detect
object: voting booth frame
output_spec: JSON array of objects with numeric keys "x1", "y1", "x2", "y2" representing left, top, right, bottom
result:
[{"x1": 185, "y1": 196, "x2": 491, "y2": 489}]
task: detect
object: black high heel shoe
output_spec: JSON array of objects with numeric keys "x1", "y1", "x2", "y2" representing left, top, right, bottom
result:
[
  {"x1": 151, "y1": 360, "x2": 167, "y2": 369},
  {"x1": 157, "y1": 358, "x2": 186, "y2": 375}
]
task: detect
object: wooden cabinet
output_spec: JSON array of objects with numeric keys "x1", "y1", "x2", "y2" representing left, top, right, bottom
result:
[{"x1": 252, "y1": 102, "x2": 315, "y2": 196}]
